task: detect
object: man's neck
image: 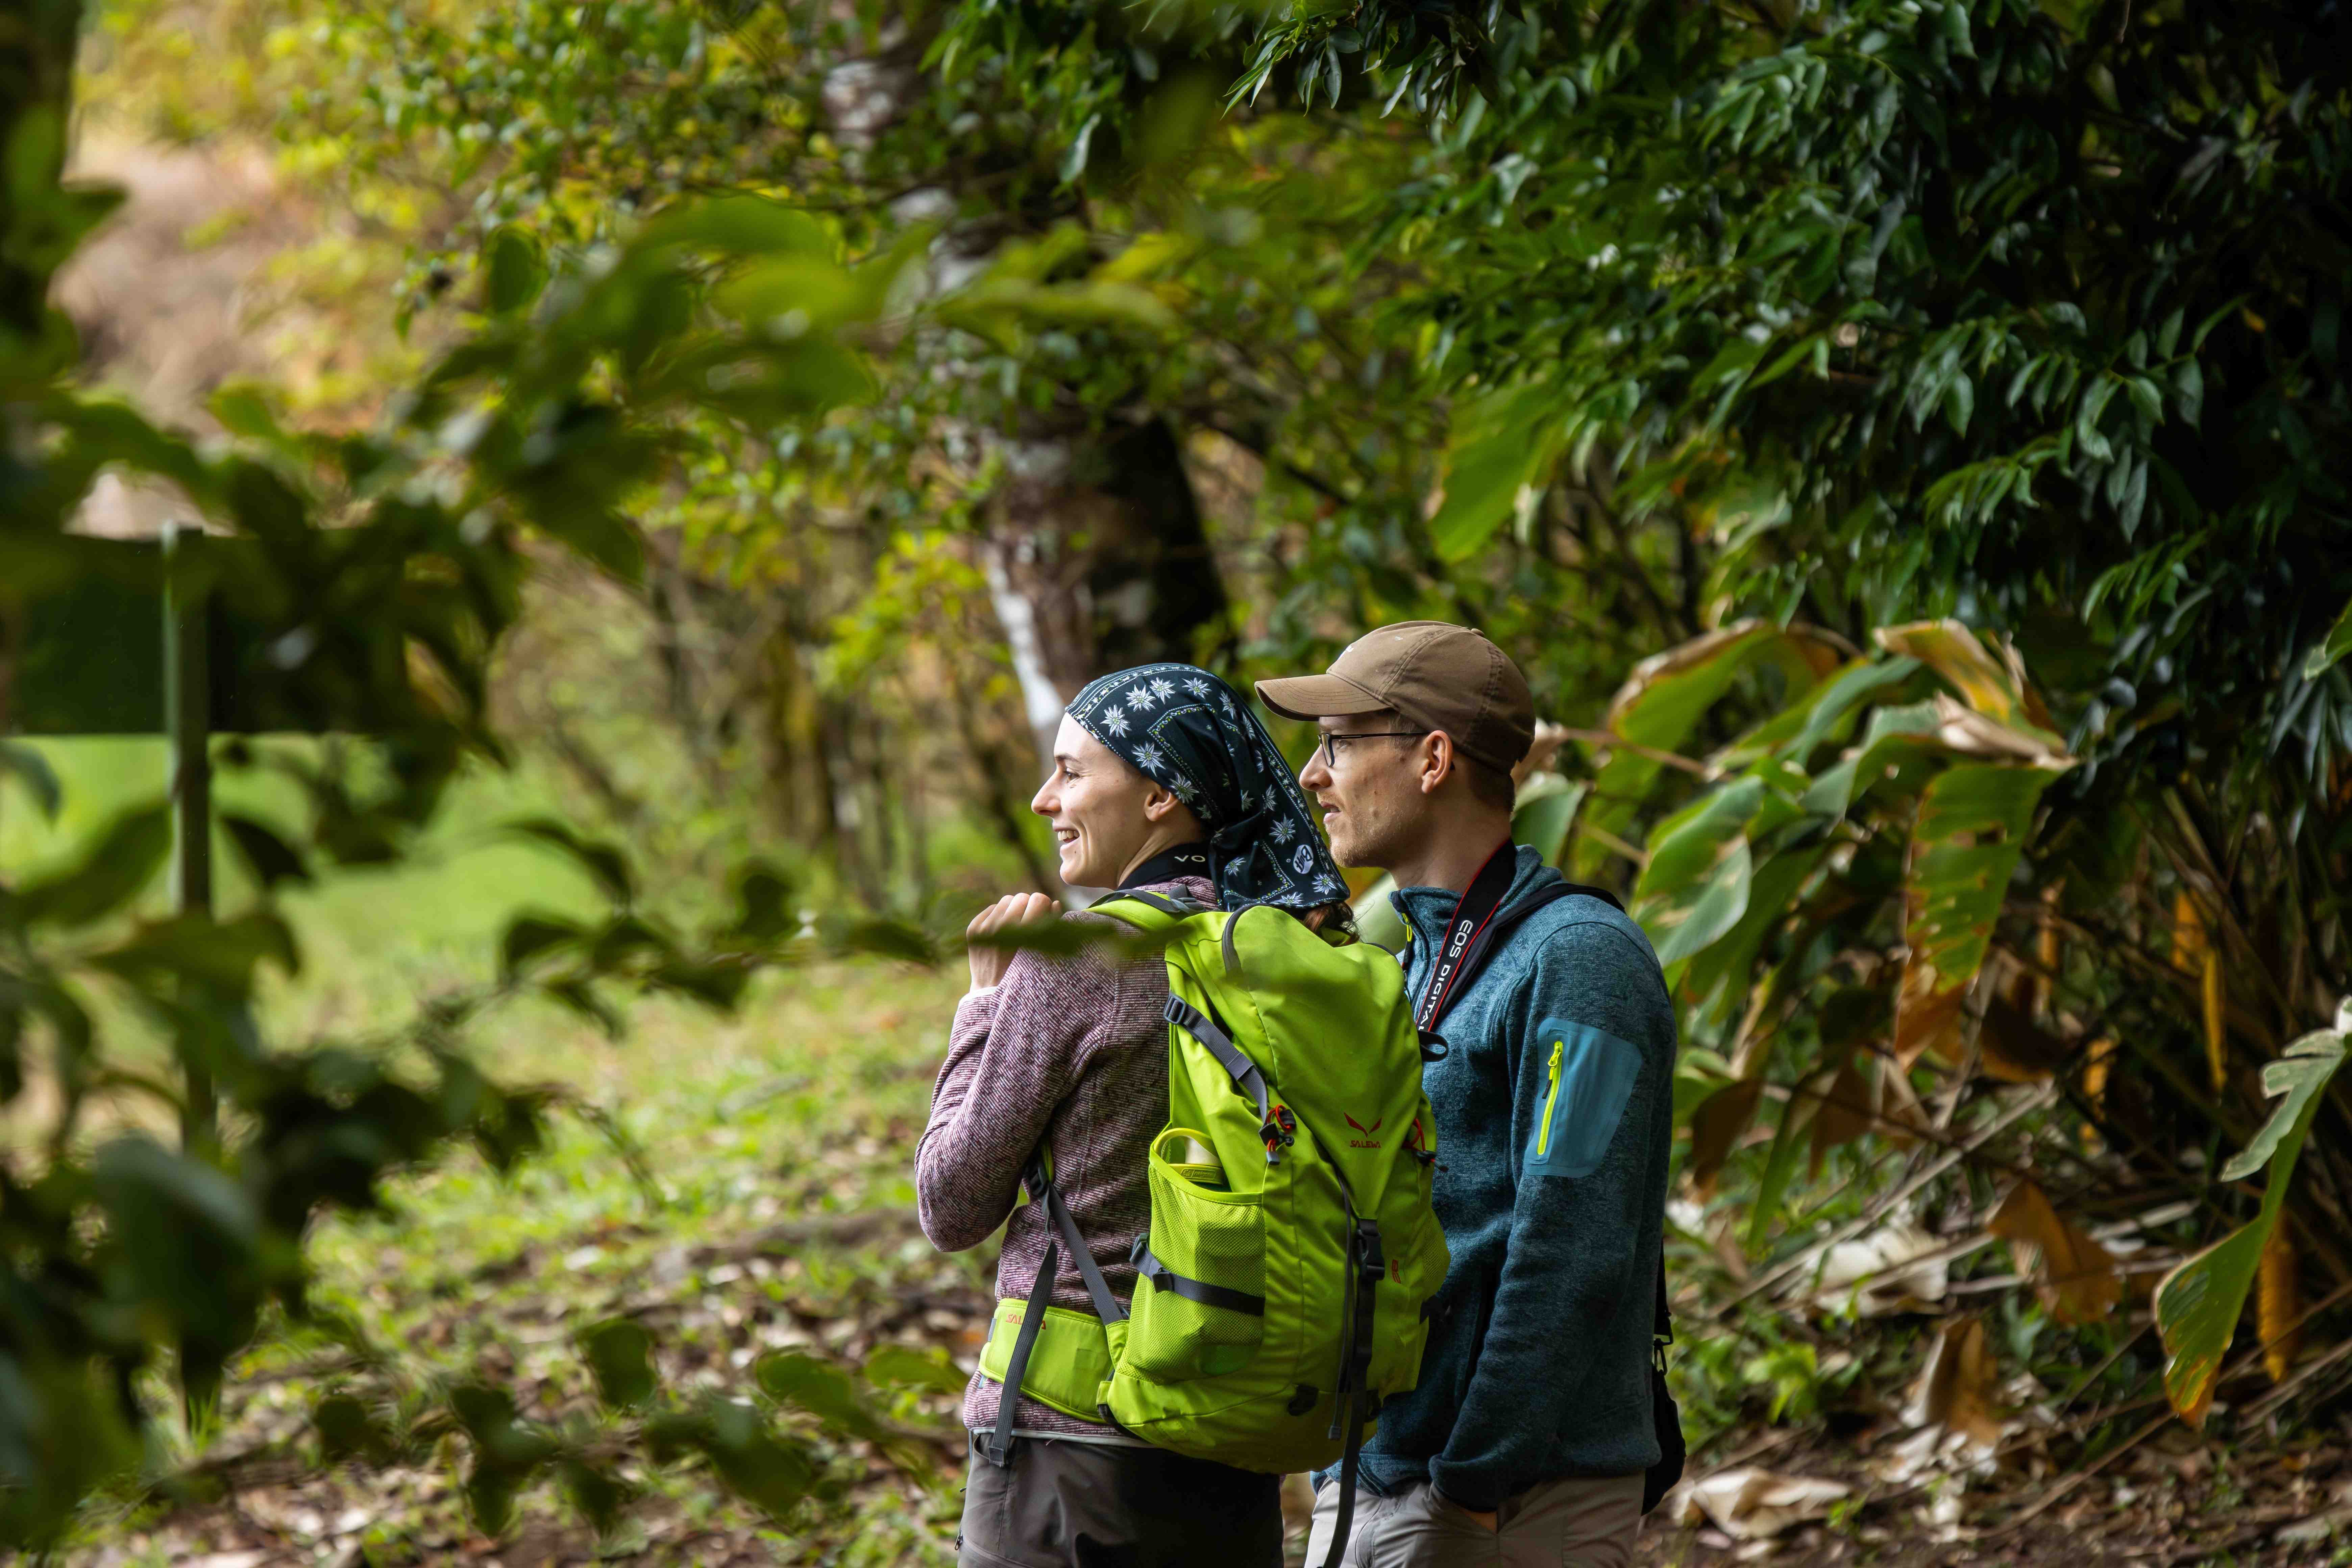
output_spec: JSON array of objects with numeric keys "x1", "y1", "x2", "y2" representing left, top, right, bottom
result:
[{"x1": 1387, "y1": 820, "x2": 1516, "y2": 896}]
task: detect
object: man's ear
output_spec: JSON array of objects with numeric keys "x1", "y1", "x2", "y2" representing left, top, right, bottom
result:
[{"x1": 1416, "y1": 731, "x2": 1456, "y2": 796}]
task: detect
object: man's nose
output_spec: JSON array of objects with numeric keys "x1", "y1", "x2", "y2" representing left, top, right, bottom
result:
[{"x1": 1299, "y1": 753, "x2": 1330, "y2": 790}]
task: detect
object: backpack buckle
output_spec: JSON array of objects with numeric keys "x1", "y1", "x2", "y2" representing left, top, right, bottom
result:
[{"x1": 1259, "y1": 1105, "x2": 1296, "y2": 1162}]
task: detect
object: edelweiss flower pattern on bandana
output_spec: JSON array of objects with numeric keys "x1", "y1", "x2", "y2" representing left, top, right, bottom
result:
[{"x1": 1065, "y1": 662, "x2": 1347, "y2": 912}]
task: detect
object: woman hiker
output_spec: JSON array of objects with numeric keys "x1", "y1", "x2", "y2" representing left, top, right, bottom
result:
[{"x1": 916, "y1": 662, "x2": 1353, "y2": 1568}]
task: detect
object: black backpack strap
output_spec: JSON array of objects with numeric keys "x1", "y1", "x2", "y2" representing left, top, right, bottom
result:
[
  {"x1": 1102, "y1": 888, "x2": 1212, "y2": 918},
  {"x1": 1131, "y1": 1240, "x2": 1268, "y2": 1316},
  {"x1": 1317, "y1": 1184, "x2": 1386, "y2": 1568},
  {"x1": 983, "y1": 1154, "x2": 1130, "y2": 1468},
  {"x1": 1165, "y1": 996, "x2": 1294, "y2": 1163}
]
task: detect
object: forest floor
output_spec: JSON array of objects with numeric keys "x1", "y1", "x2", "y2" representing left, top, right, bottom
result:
[
  {"x1": 48, "y1": 946, "x2": 2347, "y2": 1567},
  {"x1": 6, "y1": 748, "x2": 2349, "y2": 1567}
]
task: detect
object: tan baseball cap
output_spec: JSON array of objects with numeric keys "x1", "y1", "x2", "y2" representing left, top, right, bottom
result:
[{"x1": 1255, "y1": 621, "x2": 1535, "y2": 773}]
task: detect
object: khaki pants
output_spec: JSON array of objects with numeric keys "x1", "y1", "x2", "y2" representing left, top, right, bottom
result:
[
  {"x1": 1303, "y1": 1473, "x2": 1643, "y2": 1568},
  {"x1": 956, "y1": 1432, "x2": 1283, "y2": 1567}
]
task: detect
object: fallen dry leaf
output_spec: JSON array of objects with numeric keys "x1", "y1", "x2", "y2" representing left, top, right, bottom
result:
[
  {"x1": 1990, "y1": 1179, "x2": 2121, "y2": 1326},
  {"x1": 1810, "y1": 1220, "x2": 1953, "y2": 1316},
  {"x1": 1677, "y1": 1468, "x2": 1853, "y2": 1540},
  {"x1": 1905, "y1": 1315, "x2": 2003, "y2": 1451}
]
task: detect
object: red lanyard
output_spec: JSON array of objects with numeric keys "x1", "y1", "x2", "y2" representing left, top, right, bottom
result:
[{"x1": 1411, "y1": 840, "x2": 1518, "y2": 1034}]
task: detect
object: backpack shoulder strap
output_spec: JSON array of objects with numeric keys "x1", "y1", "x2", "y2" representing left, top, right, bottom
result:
[{"x1": 1094, "y1": 888, "x2": 1216, "y2": 922}]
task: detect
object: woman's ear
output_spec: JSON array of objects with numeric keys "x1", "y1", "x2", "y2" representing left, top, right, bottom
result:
[{"x1": 1142, "y1": 783, "x2": 1178, "y2": 822}]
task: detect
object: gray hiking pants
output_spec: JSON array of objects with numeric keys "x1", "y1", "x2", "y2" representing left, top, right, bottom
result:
[
  {"x1": 1304, "y1": 1473, "x2": 1644, "y2": 1568},
  {"x1": 955, "y1": 1431, "x2": 1283, "y2": 1568}
]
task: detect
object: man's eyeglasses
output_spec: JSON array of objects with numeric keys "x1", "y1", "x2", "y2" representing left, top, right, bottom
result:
[{"x1": 1318, "y1": 731, "x2": 1426, "y2": 768}]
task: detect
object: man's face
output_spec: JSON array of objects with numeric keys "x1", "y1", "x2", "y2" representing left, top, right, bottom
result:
[
  {"x1": 1031, "y1": 715, "x2": 1159, "y2": 887},
  {"x1": 1296, "y1": 713, "x2": 1433, "y2": 870}
]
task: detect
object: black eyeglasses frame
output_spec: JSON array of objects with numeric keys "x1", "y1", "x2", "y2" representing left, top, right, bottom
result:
[{"x1": 1317, "y1": 730, "x2": 1428, "y2": 768}]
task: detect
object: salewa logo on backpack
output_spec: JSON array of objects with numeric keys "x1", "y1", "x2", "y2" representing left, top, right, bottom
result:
[{"x1": 1345, "y1": 1112, "x2": 1383, "y2": 1149}]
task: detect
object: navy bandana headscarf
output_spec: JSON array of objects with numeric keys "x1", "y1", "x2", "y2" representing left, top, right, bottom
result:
[{"x1": 1065, "y1": 662, "x2": 1347, "y2": 913}]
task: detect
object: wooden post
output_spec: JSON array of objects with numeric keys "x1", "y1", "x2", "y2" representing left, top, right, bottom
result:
[{"x1": 162, "y1": 522, "x2": 216, "y2": 1153}]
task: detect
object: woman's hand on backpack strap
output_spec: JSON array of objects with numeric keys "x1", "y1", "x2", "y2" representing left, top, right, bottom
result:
[{"x1": 966, "y1": 892, "x2": 1060, "y2": 993}]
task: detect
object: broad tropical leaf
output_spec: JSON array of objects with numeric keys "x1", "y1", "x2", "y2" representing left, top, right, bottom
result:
[
  {"x1": 1894, "y1": 764, "x2": 2070, "y2": 1067},
  {"x1": 2156, "y1": 1007, "x2": 2350, "y2": 1425}
]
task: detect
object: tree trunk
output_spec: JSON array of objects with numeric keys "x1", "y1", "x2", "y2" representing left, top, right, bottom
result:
[{"x1": 980, "y1": 417, "x2": 1230, "y2": 767}]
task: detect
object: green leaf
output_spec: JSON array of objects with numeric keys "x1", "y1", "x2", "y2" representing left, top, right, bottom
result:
[
  {"x1": 755, "y1": 1350, "x2": 887, "y2": 1440},
  {"x1": 1894, "y1": 763, "x2": 2067, "y2": 1063},
  {"x1": 729, "y1": 863, "x2": 798, "y2": 944},
  {"x1": 1426, "y1": 384, "x2": 1559, "y2": 562},
  {"x1": 634, "y1": 195, "x2": 832, "y2": 260},
  {"x1": 13, "y1": 804, "x2": 170, "y2": 928},
  {"x1": 500, "y1": 913, "x2": 583, "y2": 977},
  {"x1": 579, "y1": 1318, "x2": 657, "y2": 1410},
  {"x1": 0, "y1": 741, "x2": 61, "y2": 820},
  {"x1": 1634, "y1": 776, "x2": 1765, "y2": 969},
  {"x1": 312, "y1": 1393, "x2": 397, "y2": 1467},
  {"x1": 2303, "y1": 596, "x2": 2352, "y2": 679},
  {"x1": 1747, "y1": 1071, "x2": 1829, "y2": 1250},
  {"x1": 652, "y1": 1398, "x2": 821, "y2": 1519},
  {"x1": 504, "y1": 817, "x2": 633, "y2": 905},
  {"x1": 1512, "y1": 779, "x2": 1588, "y2": 868},
  {"x1": 484, "y1": 224, "x2": 548, "y2": 315},
  {"x1": 2221, "y1": 1023, "x2": 2350, "y2": 1182},
  {"x1": 864, "y1": 1343, "x2": 968, "y2": 1394},
  {"x1": 1578, "y1": 622, "x2": 1845, "y2": 878},
  {"x1": 222, "y1": 813, "x2": 311, "y2": 890},
  {"x1": 834, "y1": 916, "x2": 939, "y2": 966},
  {"x1": 88, "y1": 911, "x2": 301, "y2": 995},
  {"x1": 2156, "y1": 1010, "x2": 2347, "y2": 1426}
]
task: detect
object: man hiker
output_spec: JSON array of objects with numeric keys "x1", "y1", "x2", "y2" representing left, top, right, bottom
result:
[{"x1": 1257, "y1": 622, "x2": 1679, "y2": 1567}]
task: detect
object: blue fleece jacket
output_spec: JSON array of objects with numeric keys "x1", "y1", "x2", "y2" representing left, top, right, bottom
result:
[{"x1": 1344, "y1": 845, "x2": 1677, "y2": 1510}]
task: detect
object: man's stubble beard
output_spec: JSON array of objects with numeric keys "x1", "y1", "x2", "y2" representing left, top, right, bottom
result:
[{"x1": 1326, "y1": 799, "x2": 1416, "y2": 875}]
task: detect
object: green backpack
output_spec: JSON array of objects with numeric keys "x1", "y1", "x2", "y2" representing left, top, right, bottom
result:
[{"x1": 978, "y1": 890, "x2": 1449, "y2": 1554}]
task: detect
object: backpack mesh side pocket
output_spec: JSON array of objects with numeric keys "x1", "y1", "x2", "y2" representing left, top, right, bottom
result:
[{"x1": 1126, "y1": 1129, "x2": 1267, "y2": 1382}]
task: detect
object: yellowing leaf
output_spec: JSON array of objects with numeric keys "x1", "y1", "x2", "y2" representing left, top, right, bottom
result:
[
  {"x1": 1989, "y1": 1179, "x2": 2120, "y2": 1326},
  {"x1": 2259, "y1": 1227, "x2": 2301, "y2": 1383},
  {"x1": 1894, "y1": 763, "x2": 2069, "y2": 1069},
  {"x1": 2202, "y1": 949, "x2": 2227, "y2": 1093},
  {"x1": 2082, "y1": 1036, "x2": 2116, "y2": 1152},
  {"x1": 1875, "y1": 620, "x2": 2057, "y2": 734},
  {"x1": 2174, "y1": 890, "x2": 2227, "y2": 1091},
  {"x1": 1907, "y1": 1316, "x2": 2003, "y2": 1450},
  {"x1": 1977, "y1": 994, "x2": 2070, "y2": 1085}
]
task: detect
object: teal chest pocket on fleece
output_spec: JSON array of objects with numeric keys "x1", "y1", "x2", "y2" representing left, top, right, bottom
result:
[{"x1": 1524, "y1": 1019, "x2": 1640, "y2": 1179}]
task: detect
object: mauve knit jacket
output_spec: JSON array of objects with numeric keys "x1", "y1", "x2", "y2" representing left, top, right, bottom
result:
[{"x1": 915, "y1": 875, "x2": 1213, "y2": 1441}]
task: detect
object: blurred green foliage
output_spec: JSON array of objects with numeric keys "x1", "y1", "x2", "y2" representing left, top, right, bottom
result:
[{"x1": 11, "y1": 0, "x2": 2352, "y2": 1545}]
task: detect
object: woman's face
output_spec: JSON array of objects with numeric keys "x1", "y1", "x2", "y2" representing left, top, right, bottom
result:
[{"x1": 1031, "y1": 715, "x2": 1166, "y2": 887}]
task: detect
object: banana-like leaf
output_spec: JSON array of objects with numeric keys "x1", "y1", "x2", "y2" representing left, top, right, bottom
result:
[
  {"x1": 2155, "y1": 1006, "x2": 2350, "y2": 1426},
  {"x1": 1514, "y1": 776, "x2": 1589, "y2": 869},
  {"x1": 1426, "y1": 382, "x2": 1563, "y2": 562},
  {"x1": 1874, "y1": 620, "x2": 2058, "y2": 737},
  {"x1": 2302, "y1": 595, "x2": 2352, "y2": 679},
  {"x1": 1634, "y1": 776, "x2": 1765, "y2": 970},
  {"x1": 1576, "y1": 622, "x2": 1848, "y2": 879},
  {"x1": 1894, "y1": 763, "x2": 2070, "y2": 1067}
]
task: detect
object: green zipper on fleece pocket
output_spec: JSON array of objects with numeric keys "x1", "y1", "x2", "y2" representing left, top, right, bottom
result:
[{"x1": 1536, "y1": 1040, "x2": 1564, "y2": 1157}]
